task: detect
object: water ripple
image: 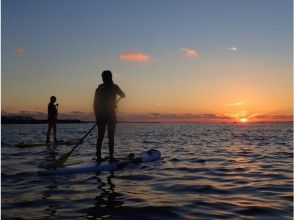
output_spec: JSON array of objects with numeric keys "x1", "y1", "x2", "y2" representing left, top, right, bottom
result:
[{"x1": 1, "y1": 123, "x2": 293, "y2": 219}]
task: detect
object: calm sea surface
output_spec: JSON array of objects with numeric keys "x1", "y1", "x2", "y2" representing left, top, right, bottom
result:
[{"x1": 1, "y1": 123, "x2": 293, "y2": 219}]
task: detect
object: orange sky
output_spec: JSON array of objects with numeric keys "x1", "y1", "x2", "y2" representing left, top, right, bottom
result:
[{"x1": 2, "y1": 0, "x2": 293, "y2": 122}]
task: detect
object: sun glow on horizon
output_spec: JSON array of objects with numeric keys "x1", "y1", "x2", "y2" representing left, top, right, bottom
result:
[{"x1": 240, "y1": 118, "x2": 248, "y2": 123}]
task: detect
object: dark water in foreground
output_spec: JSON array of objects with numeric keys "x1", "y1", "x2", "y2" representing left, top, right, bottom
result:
[{"x1": 1, "y1": 123, "x2": 293, "y2": 219}]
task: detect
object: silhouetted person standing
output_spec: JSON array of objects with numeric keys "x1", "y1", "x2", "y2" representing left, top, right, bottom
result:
[
  {"x1": 46, "y1": 96, "x2": 58, "y2": 143},
  {"x1": 93, "y1": 70, "x2": 125, "y2": 162}
]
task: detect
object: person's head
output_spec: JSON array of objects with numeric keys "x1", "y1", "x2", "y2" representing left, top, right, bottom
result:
[
  {"x1": 50, "y1": 96, "x2": 56, "y2": 103},
  {"x1": 101, "y1": 70, "x2": 113, "y2": 85}
]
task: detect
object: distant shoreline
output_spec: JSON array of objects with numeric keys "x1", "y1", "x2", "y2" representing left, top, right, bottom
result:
[
  {"x1": 1, "y1": 120, "x2": 162, "y2": 124},
  {"x1": 2, "y1": 119, "x2": 86, "y2": 124},
  {"x1": 1, "y1": 116, "x2": 161, "y2": 124}
]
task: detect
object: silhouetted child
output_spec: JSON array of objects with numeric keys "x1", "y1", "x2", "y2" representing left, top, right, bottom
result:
[
  {"x1": 46, "y1": 96, "x2": 58, "y2": 143},
  {"x1": 93, "y1": 70, "x2": 125, "y2": 162}
]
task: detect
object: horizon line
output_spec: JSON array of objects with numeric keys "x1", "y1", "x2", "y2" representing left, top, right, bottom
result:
[{"x1": 2, "y1": 113, "x2": 293, "y2": 124}]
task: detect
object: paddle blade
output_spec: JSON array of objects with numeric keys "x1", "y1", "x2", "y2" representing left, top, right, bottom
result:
[{"x1": 54, "y1": 152, "x2": 72, "y2": 167}]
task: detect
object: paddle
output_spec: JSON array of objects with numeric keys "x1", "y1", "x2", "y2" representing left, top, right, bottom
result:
[{"x1": 54, "y1": 123, "x2": 97, "y2": 167}]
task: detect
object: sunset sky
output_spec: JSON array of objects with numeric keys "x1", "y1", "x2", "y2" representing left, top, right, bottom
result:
[{"x1": 2, "y1": 0, "x2": 293, "y2": 122}]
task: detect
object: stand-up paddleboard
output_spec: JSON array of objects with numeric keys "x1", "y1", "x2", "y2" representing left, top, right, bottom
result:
[
  {"x1": 16, "y1": 139, "x2": 82, "y2": 148},
  {"x1": 40, "y1": 149, "x2": 161, "y2": 175}
]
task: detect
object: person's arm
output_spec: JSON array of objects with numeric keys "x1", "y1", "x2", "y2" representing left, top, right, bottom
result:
[
  {"x1": 47, "y1": 104, "x2": 50, "y2": 120},
  {"x1": 93, "y1": 87, "x2": 101, "y2": 115},
  {"x1": 54, "y1": 104, "x2": 58, "y2": 118},
  {"x1": 93, "y1": 90, "x2": 98, "y2": 115},
  {"x1": 115, "y1": 85, "x2": 126, "y2": 98}
]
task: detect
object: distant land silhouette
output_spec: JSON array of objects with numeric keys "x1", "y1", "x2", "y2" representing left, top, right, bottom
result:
[
  {"x1": 1, "y1": 115, "x2": 161, "y2": 124},
  {"x1": 2, "y1": 115, "x2": 84, "y2": 124}
]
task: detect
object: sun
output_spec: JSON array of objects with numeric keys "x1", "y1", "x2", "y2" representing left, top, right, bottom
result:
[{"x1": 240, "y1": 118, "x2": 248, "y2": 123}]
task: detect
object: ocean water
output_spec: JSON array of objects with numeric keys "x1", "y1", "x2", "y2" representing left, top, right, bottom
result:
[{"x1": 1, "y1": 123, "x2": 293, "y2": 220}]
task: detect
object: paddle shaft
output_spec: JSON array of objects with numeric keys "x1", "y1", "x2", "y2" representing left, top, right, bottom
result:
[{"x1": 69, "y1": 123, "x2": 97, "y2": 154}]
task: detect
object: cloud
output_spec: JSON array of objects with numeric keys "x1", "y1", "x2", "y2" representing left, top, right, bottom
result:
[
  {"x1": 250, "y1": 114, "x2": 293, "y2": 120},
  {"x1": 68, "y1": 111, "x2": 86, "y2": 114},
  {"x1": 58, "y1": 111, "x2": 94, "y2": 121},
  {"x1": 227, "y1": 111, "x2": 250, "y2": 119},
  {"x1": 120, "y1": 112, "x2": 292, "y2": 122},
  {"x1": 118, "y1": 112, "x2": 231, "y2": 122},
  {"x1": 15, "y1": 47, "x2": 26, "y2": 54},
  {"x1": 226, "y1": 102, "x2": 245, "y2": 106},
  {"x1": 225, "y1": 47, "x2": 240, "y2": 53},
  {"x1": 181, "y1": 48, "x2": 199, "y2": 58},
  {"x1": 225, "y1": 111, "x2": 293, "y2": 122},
  {"x1": 120, "y1": 52, "x2": 150, "y2": 62},
  {"x1": 20, "y1": 111, "x2": 47, "y2": 119}
]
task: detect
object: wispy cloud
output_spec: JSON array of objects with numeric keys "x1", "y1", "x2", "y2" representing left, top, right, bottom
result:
[
  {"x1": 120, "y1": 52, "x2": 150, "y2": 62},
  {"x1": 15, "y1": 47, "x2": 26, "y2": 54},
  {"x1": 224, "y1": 111, "x2": 293, "y2": 121},
  {"x1": 225, "y1": 47, "x2": 240, "y2": 53},
  {"x1": 226, "y1": 102, "x2": 245, "y2": 106},
  {"x1": 227, "y1": 111, "x2": 250, "y2": 119},
  {"x1": 118, "y1": 112, "x2": 231, "y2": 122},
  {"x1": 181, "y1": 48, "x2": 199, "y2": 58},
  {"x1": 249, "y1": 114, "x2": 293, "y2": 120}
]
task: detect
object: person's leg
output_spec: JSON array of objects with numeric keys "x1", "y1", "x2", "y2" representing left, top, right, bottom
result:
[
  {"x1": 107, "y1": 122, "x2": 116, "y2": 160},
  {"x1": 96, "y1": 122, "x2": 106, "y2": 159},
  {"x1": 46, "y1": 122, "x2": 52, "y2": 142},
  {"x1": 53, "y1": 120, "x2": 57, "y2": 142}
]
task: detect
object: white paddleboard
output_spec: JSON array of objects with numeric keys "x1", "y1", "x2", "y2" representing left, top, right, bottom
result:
[{"x1": 40, "y1": 149, "x2": 161, "y2": 175}]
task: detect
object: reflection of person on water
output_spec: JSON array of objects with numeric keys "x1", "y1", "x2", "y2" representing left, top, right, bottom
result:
[
  {"x1": 85, "y1": 173, "x2": 124, "y2": 218},
  {"x1": 93, "y1": 70, "x2": 125, "y2": 162},
  {"x1": 46, "y1": 96, "x2": 58, "y2": 143},
  {"x1": 45, "y1": 145, "x2": 57, "y2": 168}
]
